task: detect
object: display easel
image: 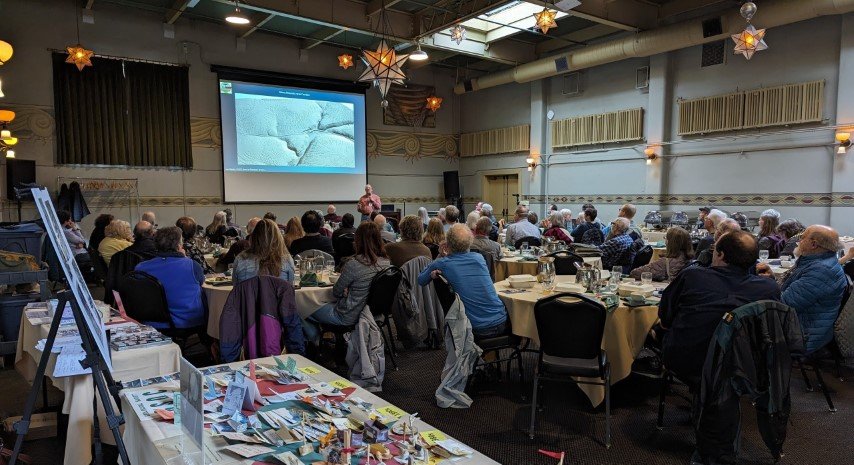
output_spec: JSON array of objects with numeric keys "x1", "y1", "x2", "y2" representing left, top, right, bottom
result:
[{"x1": 8, "y1": 290, "x2": 129, "y2": 465}]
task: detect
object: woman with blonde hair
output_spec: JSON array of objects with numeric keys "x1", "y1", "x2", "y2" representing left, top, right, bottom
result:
[
  {"x1": 98, "y1": 219, "x2": 133, "y2": 265},
  {"x1": 232, "y1": 219, "x2": 295, "y2": 284},
  {"x1": 422, "y1": 217, "x2": 445, "y2": 259},
  {"x1": 206, "y1": 211, "x2": 235, "y2": 246},
  {"x1": 283, "y1": 217, "x2": 304, "y2": 249}
]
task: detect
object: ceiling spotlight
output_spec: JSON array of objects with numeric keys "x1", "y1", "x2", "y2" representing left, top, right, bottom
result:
[
  {"x1": 410, "y1": 44, "x2": 428, "y2": 62},
  {"x1": 226, "y1": 1, "x2": 250, "y2": 25}
]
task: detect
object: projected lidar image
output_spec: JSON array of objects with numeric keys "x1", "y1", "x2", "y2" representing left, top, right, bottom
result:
[{"x1": 234, "y1": 95, "x2": 355, "y2": 168}]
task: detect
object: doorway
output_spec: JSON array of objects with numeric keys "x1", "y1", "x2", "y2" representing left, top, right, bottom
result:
[{"x1": 482, "y1": 174, "x2": 519, "y2": 222}]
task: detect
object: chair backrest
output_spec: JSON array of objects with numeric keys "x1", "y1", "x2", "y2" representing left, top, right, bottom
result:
[
  {"x1": 534, "y1": 292, "x2": 606, "y2": 360},
  {"x1": 470, "y1": 248, "x2": 495, "y2": 281},
  {"x1": 425, "y1": 242, "x2": 440, "y2": 260},
  {"x1": 548, "y1": 251, "x2": 584, "y2": 275},
  {"x1": 296, "y1": 249, "x2": 334, "y2": 263},
  {"x1": 118, "y1": 270, "x2": 174, "y2": 327},
  {"x1": 631, "y1": 244, "x2": 654, "y2": 270},
  {"x1": 514, "y1": 236, "x2": 542, "y2": 249},
  {"x1": 432, "y1": 275, "x2": 456, "y2": 316},
  {"x1": 367, "y1": 266, "x2": 403, "y2": 317},
  {"x1": 581, "y1": 228, "x2": 605, "y2": 246},
  {"x1": 333, "y1": 233, "x2": 356, "y2": 265},
  {"x1": 104, "y1": 249, "x2": 145, "y2": 305},
  {"x1": 89, "y1": 248, "x2": 108, "y2": 282}
]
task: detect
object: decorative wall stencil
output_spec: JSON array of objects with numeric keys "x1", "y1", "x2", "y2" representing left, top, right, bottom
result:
[
  {"x1": 367, "y1": 130, "x2": 458, "y2": 161},
  {"x1": 461, "y1": 125, "x2": 530, "y2": 157},
  {"x1": 382, "y1": 84, "x2": 437, "y2": 128},
  {"x1": 5, "y1": 104, "x2": 55, "y2": 142},
  {"x1": 523, "y1": 192, "x2": 853, "y2": 207},
  {"x1": 190, "y1": 117, "x2": 222, "y2": 148}
]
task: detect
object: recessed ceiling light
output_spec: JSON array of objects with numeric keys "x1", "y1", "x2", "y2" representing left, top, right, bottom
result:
[{"x1": 226, "y1": 1, "x2": 250, "y2": 25}]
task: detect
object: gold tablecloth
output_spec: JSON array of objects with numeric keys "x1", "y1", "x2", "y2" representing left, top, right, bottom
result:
[
  {"x1": 495, "y1": 276, "x2": 659, "y2": 407},
  {"x1": 204, "y1": 282, "x2": 335, "y2": 338},
  {"x1": 15, "y1": 316, "x2": 180, "y2": 465},
  {"x1": 494, "y1": 255, "x2": 602, "y2": 282}
]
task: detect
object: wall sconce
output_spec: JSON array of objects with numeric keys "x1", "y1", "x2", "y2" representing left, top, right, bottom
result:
[
  {"x1": 644, "y1": 146, "x2": 657, "y2": 165},
  {"x1": 526, "y1": 154, "x2": 540, "y2": 172},
  {"x1": 836, "y1": 131, "x2": 851, "y2": 154}
]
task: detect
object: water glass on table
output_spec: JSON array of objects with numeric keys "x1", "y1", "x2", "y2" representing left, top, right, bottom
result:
[
  {"x1": 758, "y1": 250, "x2": 770, "y2": 262},
  {"x1": 612, "y1": 266, "x2": 623, "y2": 280},
  {"x1": 641, "y1": 272, "x2": 653, "y2": 286}
]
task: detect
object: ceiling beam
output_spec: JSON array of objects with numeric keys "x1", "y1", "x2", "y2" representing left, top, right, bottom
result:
[
  {"x1": 164, "y1": 0, "x2": 193, "y2": 25},
  {"x1": 239, "y1": 13, "x2": 276, "y2": 38},
  {"x1": 301, "y1": 27, "x2": 346, "y2": 50},
  {"x1": 366, "y1": 0, "x2": 406, "y2": 16}
]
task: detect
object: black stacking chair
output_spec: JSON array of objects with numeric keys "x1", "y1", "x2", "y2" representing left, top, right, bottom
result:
[
  {"x1": 367, "y1": 266, "x2": 403, "y2": 369},
  {"x1": 548, "y1": 251, "x2": 584, "y2": 275},
  {"x1": 104, "y1": 249, "x2": 146, "y2": 306},
  {"x1": 529, "y1": 292, "x2": 611, "y2": 448},
  {"x1": 89, "y1": 248, "x2": 109, "y2": 286},
  {"x1": 631, "y1": 244, "x2": 654, "y2": 271},
  {"x1": 514, "y1": 236, "x2": 541, "y2": 249},
  {"x1": 332, "y1": 232, "x2": 355, "y2": 267},
  {"x1": 432, "y1": 275, "x2": 455, "y2": 315}
]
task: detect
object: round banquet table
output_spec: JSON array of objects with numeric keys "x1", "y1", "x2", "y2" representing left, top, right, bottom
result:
[
  {"x1": 494, "y1": 252, "x2": 602, "y2": 282},
  {"x1": 203, "y1": 281, "x2": 335, "y2": 338},
  {"x1": 495, "y1": 275, "x2": 660, "y2": 407},
  {"x1": 642, "y1": 230, "x2": 668, "y2": 243}
]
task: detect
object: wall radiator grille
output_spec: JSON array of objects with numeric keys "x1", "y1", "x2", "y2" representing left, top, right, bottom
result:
[
  {"x1": 460, "y1": 124, "x2": 530, "y2": 157},
  {"x1": 550, "y1": 108, "x2": 644, "y2": 148},
  {"x1": 678, "y1": 80, "x2": 824, "y2": 136}
]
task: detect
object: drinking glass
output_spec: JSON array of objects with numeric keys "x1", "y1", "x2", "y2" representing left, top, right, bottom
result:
[
  {"x1": 611, "y1": 266, "x2": 623, "y2": 280},
  {"x1": 641, "y1": 272, "x2": 653, "y2": 286},
  {"x1": 293, "y1": 259, "x2": 302, "y2": 282},
  {"x1": 520, "y1": 242, "x2": 530, "y2": 256},
  {"x1": 607, "y1": 274, "x2": 620, "y2": 293},
  {"x1": 758, "y1": 250, "x2": 770, "y2": 262},
  {"x1": 542, "y1": 271, "x2": 556, "y2": 294}
]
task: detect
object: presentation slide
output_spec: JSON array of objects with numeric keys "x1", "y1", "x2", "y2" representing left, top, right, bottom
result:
[{"x1": 219, "y1": 78, "x2": 367, "y2": 203}]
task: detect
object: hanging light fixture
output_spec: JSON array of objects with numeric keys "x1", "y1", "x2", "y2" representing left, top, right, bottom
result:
[
  {"x1": 338, "y1": 54, "x2": 354, "y2": 69},
  {"x1": 66, "y1": 3, "x2": 94, "y2": 71},
  {"x1": 0, "y1": 40, "x2": 13, "y2": 66},
  {"x1": 450, "y1": 24, "x2": 466, "y2": 45},
  {"x1": 4, "y1": 149, "x2": 14, "y2": 159},
  {"x1": 410, "y1": 43, "x2": 428, "y2": 62},
  {"x1": 426, "y1": 95, "x2": 442, "y2": 112},
  {"x1": 732, "y1": 2, "x2": 767, "y2": 60},
  {"x1": 0, "y1": 79, "x2": 5, "y2": 98},
  {"x1": 225, "y1": 0, "x2": 250, "y2": 25},
  {"x1": 358, "y1": 2, "x2": 409, "y2": 108},
  {"x1": 533, "y1": 6, "x2": 559, "y2": 35}
]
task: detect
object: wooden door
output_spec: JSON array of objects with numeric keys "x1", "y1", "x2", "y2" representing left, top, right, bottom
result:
[{"x1": 483, "y1": 174, "x2": 519, "y2": 222}]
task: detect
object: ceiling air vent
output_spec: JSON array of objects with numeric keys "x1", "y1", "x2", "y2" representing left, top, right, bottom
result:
[
  {"x1": 701, "y1": 41, "x2": 726, "y2": 67},
  {"x1": 554, "y1": 56, "x2": 569, "y2": 73}
]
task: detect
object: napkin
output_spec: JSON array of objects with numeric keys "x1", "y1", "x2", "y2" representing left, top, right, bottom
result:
[{"x1": 299, "y1": 272, "x2": 319, "y2": 288}]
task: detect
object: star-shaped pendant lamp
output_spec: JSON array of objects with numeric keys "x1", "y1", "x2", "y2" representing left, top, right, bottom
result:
[
  {"x1": 338, "y1": 53, "x2": 354, "y2": 69},
  {"x1": 731, "y1": 2, "x2": 767, "y2": 60},
  {"x1": 358, "y1": 40, "x2": 409, "y2": 107},
  {"x1": 450, "y1": 25, "x2": 466, "y2": 45},
  {"x1": 426, "y1": 96, "x2": 443, "y2": 112},
  {"x1": 533, "y1": 8, "x2": 558, "y2": 35},
  {"x1": 66, "y1": 44, "x2": 94, "y2": 71}
]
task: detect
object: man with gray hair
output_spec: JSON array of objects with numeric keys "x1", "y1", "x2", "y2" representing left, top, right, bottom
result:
[
  {"x1": 560, "y1": 208, "x2": 573, "y2": 229},
  {"x1": 373, "y1": 214, "x2": 397, "y2": 243},
  {"x1": 696, "y1": 208, "x2": 728, "y2": 255},
  {"x1": 480, "y1": 203, "x2": 499, "y2": 241},
  {"x1": 443, "y1": 205, "x2": 460, "y2": 232},
  {"x1": 125, "y1": 220, "x2": 157, "y2": 259},
  {"x1": 418, "y1": 224, "x2": 507, "y2": 337},
  {"x1": 504, "y1": 205, "x2": 540, "y2": 247},
  {"x1": 472, "y1": 217, "x2": 502, "y2": 263},
  {"x1": 141, "y1": 211, "x2": 157, "y2": 229},
  {"x1": 598, "y1": 217, "x2": 635, "y2": 269}
]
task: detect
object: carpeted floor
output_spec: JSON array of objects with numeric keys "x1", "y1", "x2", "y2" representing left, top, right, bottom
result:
[{"x1": 2, "y1": 345, "x2": 852, "y2": 464}]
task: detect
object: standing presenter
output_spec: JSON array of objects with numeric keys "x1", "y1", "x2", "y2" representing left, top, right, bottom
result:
[{"x1": 357, "y1": 184, "x2": 382, "y2": 222}]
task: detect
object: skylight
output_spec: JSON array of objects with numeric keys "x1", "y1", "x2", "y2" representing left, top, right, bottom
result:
[{"x1": 461, "y1": 1, "x2": 569, "y2": 43}]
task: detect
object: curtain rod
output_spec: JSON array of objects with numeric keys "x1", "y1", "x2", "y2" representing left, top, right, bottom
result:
[{"x1": 46, "y1": 48, "x2": 187, "y2": 67}]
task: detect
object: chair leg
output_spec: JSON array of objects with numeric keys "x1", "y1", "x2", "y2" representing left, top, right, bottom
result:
[
  {"x1": 383, "y1": 315, "x2": 398, "y2": 355},
  {"x1": 604, "y1": 364, "x2": 612, "y2": 449},
  {"x1": 516, "y1": 350, "x2": 526, "y2": 401},
  {"x1": 657, "y1": 372, "x2": 669, "y2": 430},
  {"x1": 800, "y1": 362, "x2": 814, "y2": 392},
  {"x1": 812, "y1": 361, "x2": 837, "y2": 413},
  {"x1": 528, "y1": 374, "x2": 540, "y2": 439}
]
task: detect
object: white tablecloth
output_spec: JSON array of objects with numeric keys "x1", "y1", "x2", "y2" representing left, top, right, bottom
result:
[
  {"x1": 496, "y1": 276, "x2": 659, "y2": 406},
  {"x1": 120, "y1": 355, "x2": 500, "y2": 465},
  {"x1": 204, "y1": 282, "x2": 335, "y2": 338},
  {"x1": 15, "y1": 315, "x2": 180, "y2": 465}
]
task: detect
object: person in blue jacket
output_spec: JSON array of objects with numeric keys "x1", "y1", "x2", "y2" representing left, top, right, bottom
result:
[{"x1": 782, "y1": 225, "x2": 848, "y2": 354}]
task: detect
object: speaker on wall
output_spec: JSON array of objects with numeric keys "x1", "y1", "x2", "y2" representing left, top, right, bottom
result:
[
  {"x1": 443, "y1": 170, "x2": 460, "y2": 200},
  {"x1": 6, "y1": 159, "x2": 36, "y2": 199}
]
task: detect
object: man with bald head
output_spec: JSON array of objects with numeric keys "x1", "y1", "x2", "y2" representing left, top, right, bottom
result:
[
  {"x1": 141, "y1": 211, "x2": 157, "y2": 228},
  {"x1": 373, "y1": 214, "x2": 396, "y2": 243},
  {"x1": 658, "y1": 230, "x2": 780, "y2": 380},
  {"x1": 598, "y1": 217, "x2": 636, "y2": 269},
  {"x1": 782, "y1": 225, "x2": 847, "y2": 354},
  {"x1": 217, "y1": 217, "x2": 261, "y2": 268},
  {"x1": 418, "y1": 224, "x2": 507, "y2": 337},
  {"x1": 125, "y1": 220, "x2": 157, "y2": 259},
  {"x1": 357, "y1": 184, "x2": 381, "y2": 222}
]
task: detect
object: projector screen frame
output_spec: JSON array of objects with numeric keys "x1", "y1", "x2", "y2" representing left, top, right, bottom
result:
[{"x1": 211, "y1": 65, "x2": 371, "y2": 205}]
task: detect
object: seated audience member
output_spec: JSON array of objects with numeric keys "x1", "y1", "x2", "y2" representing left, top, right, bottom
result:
[
  {"x1": 223, "y1": 208, "x2": 240, "y2": 232},
  {"x1": 548, "y1": 203, "x2": 558, "y2": 213},
  {"x1": 696, "y1": 206, "x2": 710, "y2": 230},
  {"x1": 423, "y1": 218, "x2": 445, "y2": 259},
  {"x1": 176, "y1": 216, "x2": 213, "y2": 273},
  {"x1": 205, "y1": 211, "x2": 237, "y2": 246},
  {"x1": 233, "y1": 219, "x2": 295, "y2": 284},
  {"x1": 583, "y1": 203, "x2": 605, "y2": 230},
  {"x1": 418, "y1": 224, "x2": 507, "y2": 337},
  {"x1": 542, "y1": 211, "x2": 573, "y2": 243},
  {"x1": 374, "y1": 214, "x2": 397, "y2": 243},
  {"x1": 560, "y1": 208, "x2": 573, "y2": 230},
  {"x1": 757, "y1": 208, "x2": 784, "y2": 258},
  {"x1": 443, "y1": 205, "x2": 460, "y2": 232},
  {"x1": 599, "y1": 218, "x2": 635, "y2": 269},
  {"x1": 324, "y1": 204, "x2": 342, "y2": 224},
  {"x1": 471, "y1": 217, "x2": 502, "y2": 264},
  {"x1": 504, "y1": 205, "x2": 540, "y2": 247},
  {"x1": 332, "y1": 213, "x2": 357, "y2": 241},
  {"x1": 89, "y1": 213, "x2": 114, "y2": 251},
  {"x1": 289, "y1": 210, "x2": 335, "y2": 256},
  {"x1": 264, "y1": 212, "x2": 286, "y2": 232},
  {"x1": 302, "y1": 222, "x2": 390, "y2": 343},
  {"x1": 125, "y1": 220, "x2": 158, "y2": 259},
  {"x1": 98, "y1": 220, "x2": 133, "y2": 265},
  {"x1": 602, "y1": 203, "x2": 642, "y2": 241},
  {"x1": 527, "y1": 211, "x2": 538, "y2": 226},
  {"x1": 283, "y1": 217, "x2": 304, "y2": 249},
  {"x1": 135, "y1": 226, "x2": 205, "y2": 329},
  {"x1": 570, "y1": 207, "x2": 599, "y2": 244},
  {"x1": 782, "y1": 225, "x2": 848, "y2": 353},
  {"x1": 217, "y1": 217, "x2": 260, "y2": 268},
  {"x1": 58, "y1": 210, "x2": 93, "y2": 271},
  {"x1": 779, "y1": 219, "x2": 806, "y2": 257},
  {"x1": 437, "y1": 207, "x2": 447, "y2": 225},
  {"x1": 695, "y1": 218, "x2": 742, "y2": 267},
  {"x1": 630, "y1": 227, "x2": 692, "y2": 281},
  {"x1": 417, "y1": 207, "x2": 430, "y2": 230},
  {"x1": 385, "y1": 215, "x2": 431, "y2": 267},
  {"x1": 141, "y1": 211, "x2": 157, "y2": 229},
  {"x1": 480, "y1": 203, "x2": 499, "y2": 241},
  {"x1": 465, "y1": 211, "x2": 481, "y2": 231},
  {"x1": 370, "y1": 210, "x2": 395, "y2": 233},
  {"x1": 695, "y1": 208, "x2": 728, "y2": 255},
  {"x1": 658, "y1": 230, "x2": 780, "y2": 380}
]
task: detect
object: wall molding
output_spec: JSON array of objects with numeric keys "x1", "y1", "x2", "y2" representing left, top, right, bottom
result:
[{"x1": 523, "y1": 193, "x2": 854, "y2": 207}]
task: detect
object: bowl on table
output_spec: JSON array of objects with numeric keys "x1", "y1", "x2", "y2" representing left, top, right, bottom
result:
[
  {"x1": 555, "y1": 282, "x2": 586, "y2": 293},
  {"x1": 780, "y1": 260, "x2": 794, "y2": 269},
  {"x1": 617, "y1": 282, "x2": 655, "y2": 297},
  {"x1": 507, "y1": 275, "x2": 536, "y2": 289}
]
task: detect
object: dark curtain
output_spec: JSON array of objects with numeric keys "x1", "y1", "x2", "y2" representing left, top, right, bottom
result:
[{"x1": 52, "y1": 53, "x2": 192, "y2": 168}]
